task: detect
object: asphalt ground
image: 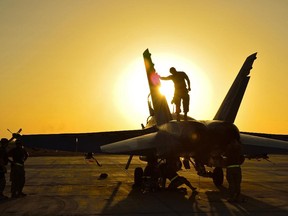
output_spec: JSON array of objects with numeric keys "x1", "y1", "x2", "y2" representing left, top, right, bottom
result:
[{"x1": 0, "y1": 154, "x2": 287, "y2": 216}]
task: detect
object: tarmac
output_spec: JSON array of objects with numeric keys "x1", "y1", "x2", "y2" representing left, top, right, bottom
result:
[{"x1": 0, "y1": 154, "x2": 287, "y2": 216}]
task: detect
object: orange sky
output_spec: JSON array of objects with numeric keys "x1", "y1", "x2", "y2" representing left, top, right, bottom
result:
[{"x1": 1, "y1": 0, "x2": 287, "y2": 138}]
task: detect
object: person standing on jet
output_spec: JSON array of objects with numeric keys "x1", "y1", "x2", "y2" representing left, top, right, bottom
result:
[
  {"x1": 8, "y1": 139, "x2": 29, "y2": 198},
  {"x1": 225, "y1": 139, "x2": 245, "y2": 202},
  {"x1": 0, "y1": 138, "x2": 9, "y2": 199},
  {"x1": 160, "y1": 67, "x2": 191, "y2": 121}
]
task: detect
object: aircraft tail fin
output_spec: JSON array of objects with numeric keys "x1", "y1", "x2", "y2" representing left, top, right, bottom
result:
[
  {"x1": 143, "y1": 49, "x2": 172, "y2": 126},
  {"x1": 214, "y1": 53, "x2": 257, "y2": 122}
]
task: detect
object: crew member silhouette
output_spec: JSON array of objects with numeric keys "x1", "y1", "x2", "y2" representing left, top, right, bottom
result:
[
  {"x1": 225, "y1": 139, "x2": 245, "y2": 202},
  {"x1": 8, "y1": 139, "x2": 29, "y2": 198},
  {"x1": 0, "y1": 138, "x2": 9, "y2": 199},
  {"x1": 160, "y1": 67, "x2": 191, "y2": 121}
]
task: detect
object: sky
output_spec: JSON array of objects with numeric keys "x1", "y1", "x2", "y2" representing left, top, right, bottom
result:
[{"x1": 0, "y1": 0, "x2": 287, "y2": 138}]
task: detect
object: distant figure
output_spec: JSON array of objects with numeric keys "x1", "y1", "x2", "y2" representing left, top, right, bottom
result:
[
  {"x1": 8, "y1": 139, "x2": 29, "y2": 198},
  {"x1": 0, "y1": 138, "x2": 9, "y2": 199},
  {"x1": 225, "y1": 139, "x2": 245, "y2": 202},
  {"x1": 160, "y1": 67, "x2": 191, "y2": 121}
]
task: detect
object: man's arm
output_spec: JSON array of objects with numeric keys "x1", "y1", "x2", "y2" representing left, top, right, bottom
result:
[
  {"x1": 184, "y1": 73, "x2": 191, "y2": 91},
  {"x1": 160, "y1": 75, "x2": 172, "y2": 81},
  {"x1": 24, "y1": 149, "x2": 29, "y2": 161},
  {"x1": 7, "y1": 149, "x2": 14, "y2": 164}
]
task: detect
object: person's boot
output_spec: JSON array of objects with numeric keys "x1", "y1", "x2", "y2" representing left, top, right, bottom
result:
[
  {"x1": 176, "y1": 113, "x2": 180, "y2": 121},
  {"x1": 184, "y1": 113, "x2": 188, "y2": 121},
  {"x1": 0, "y1": 193, "x2": 8, "y2": 200}
]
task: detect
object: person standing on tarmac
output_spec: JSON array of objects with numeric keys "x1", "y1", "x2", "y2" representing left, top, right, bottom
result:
[
  {"x1": 160, "y1": 67, "x2": 191, "y2": 121},
  {"x1": 225, "y1": 139, "x2": 245, "y2": 202},
  {"x1": 8, "y1": 139, "x2": 29, "y2": 198},
  {"x1": 0, "y1": 138, "x2": 9, "y2": 199}
]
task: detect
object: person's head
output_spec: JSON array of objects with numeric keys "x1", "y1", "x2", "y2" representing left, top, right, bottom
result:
[
  {"x1": 0, "y1": 138, "x2": 9, "y2": 148},
  {"x1": 169, "y1": 67, "x2": 177, "y2": 74}
]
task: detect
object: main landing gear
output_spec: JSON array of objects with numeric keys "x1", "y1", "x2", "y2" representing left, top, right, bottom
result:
[
  {"x1": 133, "y1": 158, "x2": 224, "y2": 190},
  {"x1": 133, "y1": 167, "x2": 144, "y2": 188},
  {"x1": 194, "y1": 162, "x2": 224, "y2": 187}
]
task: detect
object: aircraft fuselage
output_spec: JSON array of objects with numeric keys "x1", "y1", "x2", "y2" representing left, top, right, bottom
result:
[{"x1": 148, "y1": 117, "x2": 240, "y2": 168}]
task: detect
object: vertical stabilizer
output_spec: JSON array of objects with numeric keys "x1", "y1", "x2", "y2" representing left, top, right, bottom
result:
[
  {"x1": 143, "y1": 49, "x2": 172, "y2": 126},
  {"x1": 214, "y1": 53, "x2": 257, "y2": 122}
]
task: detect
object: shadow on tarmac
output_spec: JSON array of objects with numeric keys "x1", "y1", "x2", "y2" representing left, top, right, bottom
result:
[
  {"x1": 101, "y1": 186, "x2": 204, "y2": 215},
  {"x1": 100, "y1": 185, "x2": 288, "y2": 216},
  {"x1": 205, "y1": 186, "x2": 287, "y2": 216},
  {"x1": 0, "y1": 183, "x2": 287, "y2": 215}
]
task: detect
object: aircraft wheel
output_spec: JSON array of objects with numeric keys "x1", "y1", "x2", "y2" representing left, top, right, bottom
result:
[
  {"x1": 133, "y1": 167, "x2": 143, "y2": 187},
  {"x1": 212, "y1": 167, "x2": 223, "y2": 186}
]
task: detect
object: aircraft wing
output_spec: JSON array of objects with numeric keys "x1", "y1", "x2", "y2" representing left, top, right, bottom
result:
[
  {"x1": 100, "y1": 132, "x2": 158, "y2": 154},
  {"x1": 240, "y1": 133, "x2": 288, "y2": 157},
  {"x1": 22, "y1": 127, "x2": 157, "y2": 154}
]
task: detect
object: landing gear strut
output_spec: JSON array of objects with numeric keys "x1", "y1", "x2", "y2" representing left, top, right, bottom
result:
[
  {"x1": 194, "y1": 161, "x2": 224, "y2": 187},
  {"x1": 133, "y1": 167, "x2": 143, "y2": 187}
]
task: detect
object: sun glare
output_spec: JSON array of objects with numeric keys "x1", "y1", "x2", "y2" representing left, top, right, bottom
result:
[
  {"x1": 159, "y1": 82, "x2": 174, "y2": 100},
  {"x1": 114, "y1": 53, "x2": 213, "y2": 127},
  {"x1": 114, "y1": 57, "x2": 149, "y2": 126}
]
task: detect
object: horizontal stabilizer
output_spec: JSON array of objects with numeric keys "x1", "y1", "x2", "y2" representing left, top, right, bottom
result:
[
  {"x1": 101, "y1": 132, "x2": 158, "y2": 154},
  {"x1": 241, "y1": 133, "x2": 288, "y2": 156}
]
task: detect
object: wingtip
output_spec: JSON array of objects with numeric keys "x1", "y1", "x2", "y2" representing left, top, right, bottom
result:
[{"x1": 250, "y1": 52, "x2": 257, "y2": 58}]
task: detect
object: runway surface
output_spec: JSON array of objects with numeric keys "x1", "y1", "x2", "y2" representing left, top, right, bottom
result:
[{"x1": 0, "y1": 154, "x2": 287, "y2": 216}]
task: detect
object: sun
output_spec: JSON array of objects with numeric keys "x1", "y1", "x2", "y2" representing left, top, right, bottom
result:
[
  {"x1": 159, "y1": 82, "x2": 174, "y2": 103},
  {"x1": 114, "y1": 53, "x2": 213, "y2": 127}
]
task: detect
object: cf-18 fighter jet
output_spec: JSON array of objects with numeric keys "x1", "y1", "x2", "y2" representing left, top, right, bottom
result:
[{"x1": 19, "y1": 49, "x2": 288, "y2": 187}]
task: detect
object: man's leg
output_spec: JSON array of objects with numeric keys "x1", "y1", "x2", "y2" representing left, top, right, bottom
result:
[
  {"x1": 0, "y1": 174, "x2": 6, "y2": 198},
  {"x1": 10, "y1": 166, "x2": 17, "y2": 198},
  {"x1": 226, "y1": 168, "x2": 236, "y2": 201},
  {"x1": 173, "y1": 96, "x2": 181, "y2": 121},
  {"x1": 182, "y1": 94, "x2": 190, "y2": 120},
  {"x1": 234, "y1": 167, "x2": 242, "y2": 201},
  {"x1": 18, "y1": 168, "x2": 26, "y2": 196},
  {"x1": 179, "y1": 176, "x2": 197, "y2": 191}
]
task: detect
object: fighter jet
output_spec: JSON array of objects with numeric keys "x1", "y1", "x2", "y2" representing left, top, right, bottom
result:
[{"x1": 19, "y1": 49, "x2": 288, "y2": 187}]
